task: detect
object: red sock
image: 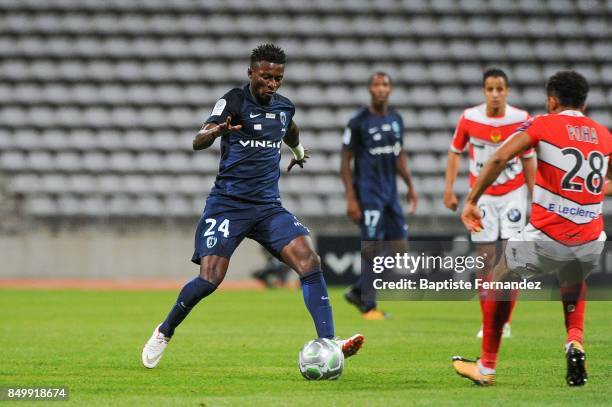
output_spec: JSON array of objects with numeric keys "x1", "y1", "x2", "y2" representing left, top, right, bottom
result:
[
  {"x1": 561, "y1": 281, "x2": 586, "y2": 345},
  {"x1": 479, "y1": 290, "x2": 485, "y2": 315},
  {"x1": 506, "y1": 289, "x2": 518, "y2": 324},
  {"x1": 478, "y1": 277, "x2": 516, "y2": 325},
  {"x1": 481, "y1": 290, "x2": 515, "y2": 370},
  {"x1": 477, "y1": 270, "x2": 493, "y2": 318}
]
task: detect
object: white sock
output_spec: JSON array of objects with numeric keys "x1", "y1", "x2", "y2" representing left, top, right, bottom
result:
[{"x1": 478, "y1": 359, "x2": 496, "y2": 375}]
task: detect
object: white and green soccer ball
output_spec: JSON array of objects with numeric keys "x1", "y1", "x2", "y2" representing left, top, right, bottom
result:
[{"x1": 298, "y1": 338, "x2": 344, "y2": 380}]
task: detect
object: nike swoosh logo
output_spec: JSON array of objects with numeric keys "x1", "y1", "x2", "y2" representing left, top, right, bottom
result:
[
  {"x1": 250, "y1": 113, "x2": 261, "y2": 118},
  {"x1": 144, "y1": 352, "x2": 162, "y2": 365},
  {"x1": 321, "y1": 296, "x2": 329, "y2": 300}
]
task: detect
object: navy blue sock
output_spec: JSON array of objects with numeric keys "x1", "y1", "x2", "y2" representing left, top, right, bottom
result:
[
  {"x1": 159, "y1": 276, "x2": 217, "y2": 337},
  {"x1": 351, "y1": 274, "x2": 363, "y2": 294},
  {"x1": 300, "y1": 269, "x2": 335, "y2": 339}
]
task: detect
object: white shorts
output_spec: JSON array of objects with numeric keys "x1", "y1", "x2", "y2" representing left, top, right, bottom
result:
[
  {"x1": 505, "y1": 223, "x2": 606, "y2": 279},
  {"x1": 471, "y1": 185, "x2": 528, "y2": 243}
]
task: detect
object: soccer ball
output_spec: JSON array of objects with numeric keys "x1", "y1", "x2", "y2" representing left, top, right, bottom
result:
[{"x1": 298, "y1": 338, "x2": 344, "y2": 380}]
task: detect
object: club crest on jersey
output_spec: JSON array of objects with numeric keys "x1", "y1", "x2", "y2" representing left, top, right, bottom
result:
[
  {"x1": 280, "y1": 111, "x2": 287, "y2": 126},
  {"x1": 206, "y1": 236, "x2": 217, "y2": 249},
  {"x1": 507, "y1": 208, "x2": 521, "y2": 222},
  {"x1": 490, "y1": 130, "x2": 502, "y2": 143}
]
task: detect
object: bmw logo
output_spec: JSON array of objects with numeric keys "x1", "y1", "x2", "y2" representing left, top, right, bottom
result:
[{"x1": 507, "y1": 208, "x2": 521, "y2": 222}]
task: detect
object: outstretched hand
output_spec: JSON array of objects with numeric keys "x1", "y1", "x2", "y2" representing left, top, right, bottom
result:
[
  {"x1": 213, "y1": 116, "x2": 242, "y2": 136},
  {"x1": 287, "y1": 149, "x2": 310, "y2": 172}
]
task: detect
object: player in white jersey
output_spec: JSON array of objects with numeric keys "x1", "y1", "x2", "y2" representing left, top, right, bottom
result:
[{"x1": 443, "y1": 68, "x2": 536, "y2": 338}]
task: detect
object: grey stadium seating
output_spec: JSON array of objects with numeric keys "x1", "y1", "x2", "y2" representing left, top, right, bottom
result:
[{"x1": 0, "y1": 0, "x2": 611, "y2": 220}]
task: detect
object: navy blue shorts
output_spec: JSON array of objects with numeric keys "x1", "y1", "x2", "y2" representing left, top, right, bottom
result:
[
  {"x1": 359, "y1": 199, "x2": 408, "y2": 241},
  {"x1": 191, "y1": 196, "x2": 310, "y2": 264}
]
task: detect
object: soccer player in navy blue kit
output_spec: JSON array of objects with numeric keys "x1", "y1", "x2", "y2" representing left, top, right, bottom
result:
[
  {"x1": 142, "y1": 44, "x2": 364, "y2": 368},
  {"x1": 340, "y1": 72, "x2": 417, "y2": 320}
]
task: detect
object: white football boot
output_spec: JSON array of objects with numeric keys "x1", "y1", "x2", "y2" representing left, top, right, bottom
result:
[{"x1": 142, "y1": 324, "x2": 170, "y2": 368}]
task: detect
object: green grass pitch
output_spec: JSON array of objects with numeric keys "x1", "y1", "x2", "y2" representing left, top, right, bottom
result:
[{"x1": 1, "y1": 288, "x2": 611, "y2": 406}]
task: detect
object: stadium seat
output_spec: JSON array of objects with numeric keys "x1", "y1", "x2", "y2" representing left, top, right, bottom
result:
[
  {"x1": 419, "y1": 40, "x2": 449, "y2": 60},
  {"x1": 40, "y1": 174, "x2": 70, "y2": 194},
  {"x1": 10, "y1": 174, "x2": 40, "y2": 194},
  {"x1": 27, "y1": 152, "x2": 55, "y2": 172},
  {"x1": 438, "y1": 87, "x2": 465, "y2": 107},
  {"x1": 97, "y1": 175, "x2": 123, "y2": 194},
  {"x1": 27, "y1": 196, "x2": 58, "y2": 215},
  {"x1": 166, "y1": 195, "x2": 192, "y2": 216},
  {"x1": 109, "y1": 152, "x2": 137, "y2": 173},
  {"x1": 68, "y1": 174, "x2": 97, "y2": 194},
  {"x1": 448, "y1": 41, "x2": 478, "y2": 60},
  {"x1": 298, "y1": 196, "x2": 326, "y2": 216},
  {"x1": 513, "y1": 65, "x2": 543, "y2": 85},
  {"x1": 55, "y1": 152, "x2": 83, "y2": 171},
  {"x1": 419, "y1": 110, "x2": 450, "y2": 129},
  {"x1": 404, "y1": 132, "x2": 429, "y2": 153},
  {"x1": 475, "y1": 40, "x2": 506, "y2": 61},
  {"x1": 0, "y1": 130, "x2": 14, "y2": 150},
  {"x1": 124, "y1": 175, "x2": 151, "y2": 194},
  {"x1": 563, "y1": 41, "x2": 593, "y2": 61},
  {"x1": 82, "y1": 152, "x2": 109, "y2": 173},
  {"x1": 410, "y1": 154, "x2": 440, "y2": 174},
  {"x1": 409, "y1": 87, "x2": 438, "y2": 107},
  {"x1": 108, "y1": 194, "x2": 133, "y2": 216},
  {"x1": 341, "y1": 63, "x2": 371, "y2": 85}
]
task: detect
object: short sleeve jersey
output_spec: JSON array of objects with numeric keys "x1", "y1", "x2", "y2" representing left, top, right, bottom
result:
[
  {"x1": 451, "y1": 104, "x2": 533, "y2": 195},
  {"x1": 521, "y1": 110, "x2": 612, "y2": 244},
  {"x1": 204, "y1": 84, "x2": 295, "y2": 203},
  {"x1": 342, "y1": 107, "x2": 404, "y2": 204}
]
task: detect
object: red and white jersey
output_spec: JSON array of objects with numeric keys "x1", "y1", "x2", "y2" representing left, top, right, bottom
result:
[
  {"x1": 451, "y1": 104, "x2": 534, "y2": 195},
  {"x1": 523, "y1": 110, "x2": 612, "y2": 244}
]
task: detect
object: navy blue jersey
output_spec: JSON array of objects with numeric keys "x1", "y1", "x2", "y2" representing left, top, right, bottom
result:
[
  {"x1": 204, "y1": 84, "x2": 295, "y2": 203},
  {"x1": 342, "y1": 107, "x2": 404, "y2": 204}
]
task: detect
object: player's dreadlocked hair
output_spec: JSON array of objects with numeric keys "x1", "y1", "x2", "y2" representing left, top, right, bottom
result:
[
  {"x1": 546, "y1": 70, "x2": 589, "y2": 108},
  {"x1": 250, "y1": 44, "x2": 286, "y2": 67},
  {"x1": 482, "y1": 67, "x2": 509, "y2": 87}
]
